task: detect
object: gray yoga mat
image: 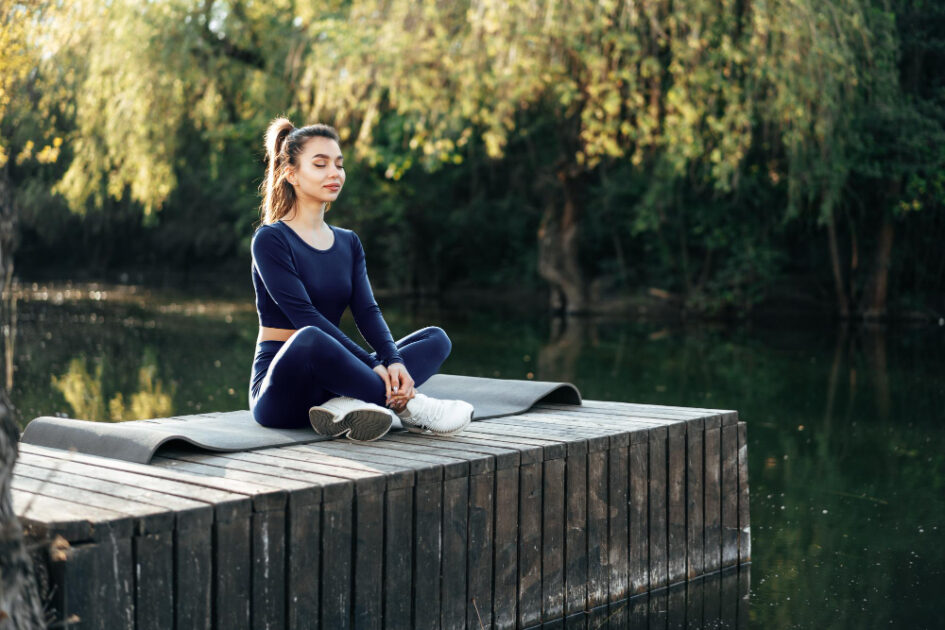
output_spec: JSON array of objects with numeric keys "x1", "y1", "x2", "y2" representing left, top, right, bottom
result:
[{"x1": 19, "y1": 373, "x2": 581, "y2": 464}]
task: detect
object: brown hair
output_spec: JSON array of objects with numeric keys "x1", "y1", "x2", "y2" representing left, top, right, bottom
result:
[{"x1": 258, "y1": 117, "x2": 342, "y2": 224}]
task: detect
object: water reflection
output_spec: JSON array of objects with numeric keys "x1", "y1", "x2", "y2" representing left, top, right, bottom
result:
[
  {"x1": 50, "y1": 349, "x2": 174, "y2": 421},
  {"x1": 554, "y1": 567, "x2": 750, "y2": 629},
  {"x1": 8, "y1": 290, "x2": 945, "y2": 628}
]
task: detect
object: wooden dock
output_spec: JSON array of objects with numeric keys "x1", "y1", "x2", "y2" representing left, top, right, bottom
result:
[{"x1": 13, "y1": 400, "x2": 750, "y2": 629}]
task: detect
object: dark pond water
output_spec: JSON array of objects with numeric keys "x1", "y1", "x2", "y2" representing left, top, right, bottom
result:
[{"x1": 9, "y1": 285, "x2": 945, "y2": 629}]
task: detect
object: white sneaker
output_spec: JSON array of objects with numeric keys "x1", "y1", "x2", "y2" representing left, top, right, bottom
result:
[
  {"x1": 396, "y1": 393, "x2": 473, "y2": 435},
  {"x1": 309, "y1": 397, "x2": 394, "y2": 443}
]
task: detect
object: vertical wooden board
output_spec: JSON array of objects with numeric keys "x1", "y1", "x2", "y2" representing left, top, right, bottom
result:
[
  {"x1": 287, "y1": 501, "x2": 321, "y2": 630},
  {"x1": 647, "y1": 589, "x2": 668, "y2": 630},
  {"x1": 383, "y1": 487, "x2": 413, "y2": 630},
  {"x1": 467, "y1": 471, "x2": 495, "y2": 630},
  {"x1": 542, "y1": 457, "x2": 566, "y2": 621},
  {"x1": 55, "y1": 542, "x2": 120, "y2": 630},
  {"x1": 440, "y1": 476, "x2": 467, "y2": 630},
  {"x1": 492, "y1": 466, "x2": 519, "y2": 630},
  {"x1": 720, "y1": 569, "x2": 738, "y2": 628},
  {"x1": 517, "y1": 461, "x2": 542, "y2": 629},
  {"x1": 684, "y1": 579, "x2": 703, "y2": 630},
  {"x1": 253, "y1": 510, "x2": 287, "y2": 630},
  {"x1": 721, "y1": 425, "x2": 739, "y2": 568},
  {"x1": 566, "y1": 612, "x2": 588, "y2": 629},
  {"x1": 134, "y1": 531, "x2": 174, "y2": 630},
  {"x1": 685, "y1": 421, "x2": 704, "y2": 580},
  {"x1": 323, "y1": 499, "x2": 354, "y2": 630},
  {"x1": 565, "y1": 450, "x2": 588, "y2": 615},
  {"x1": 608, "y1": 444, "x2": 629, "y2": 602},
  {"x1": 214, "y1": 517, "x2": 252, "y2": 630},
  {"x1": 98, "y1": 536, "x2": 134, "y2": 630},
  {"x1": 176, "y1": 525, "x2": 213, "y2": 630},
  {"x1": 737, "y1": 422, "x2": 751, "y2": 564},
  {"x1": 703, "y1": 425, "x2": 722, "y2": 575},
  {"x1": 628, "y1": 441, "x2": 649, "y2": 595},
  {"x1": 354, "y1": 491, "x2": 384, "y2": 630},
  {"x1": 586, "y1": 449, "x2": 609, "y2": 609},
  {"x1": 413, "y1": 480, "x2": 443, "y2": 630},
  {"x1": 648, "y1": 429, "x2": 668, "y2": 590},
  {"x1": 667, "y1": 585, "x2": 686, "y2": 630},
  {"x1": 667, "y1": 424, "x2": 687, "y2": 585}
]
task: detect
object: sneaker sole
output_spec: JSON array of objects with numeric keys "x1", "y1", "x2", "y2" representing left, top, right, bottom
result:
[
  {"x1": 404, "y1": 413, "x2": 473, "y2": 436},
  {"x1": 310, "y1": 407, "x2": 392, "y2": 443}
]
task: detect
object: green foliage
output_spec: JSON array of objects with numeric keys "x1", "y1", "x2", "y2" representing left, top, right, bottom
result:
[{"x1": 8, "y1": 0, "x2": 945, "y2": 316}]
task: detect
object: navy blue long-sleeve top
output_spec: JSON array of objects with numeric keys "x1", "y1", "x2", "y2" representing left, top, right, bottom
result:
[{"x1": 251, "y1": 221, "x2": 402, "y2": 368}]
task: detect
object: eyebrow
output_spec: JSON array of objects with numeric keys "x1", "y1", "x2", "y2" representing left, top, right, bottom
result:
[{"x1": 312, "y1": 153, "x2": 343, "y2": 160}]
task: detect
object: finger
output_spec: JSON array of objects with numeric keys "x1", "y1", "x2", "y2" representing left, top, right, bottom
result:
[{"x1": 390, "y1": 369, "x2": 400, "y2": 394}]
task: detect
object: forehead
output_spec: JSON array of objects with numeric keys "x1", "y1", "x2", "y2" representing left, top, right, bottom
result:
[{"x1": 300, "y1": 136, "x2": 342, "y2": 158}]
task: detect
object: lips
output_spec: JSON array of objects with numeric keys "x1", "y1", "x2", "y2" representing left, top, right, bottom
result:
[{"x1": 324, "y1": 184, "x2": 341, "y2": 191}]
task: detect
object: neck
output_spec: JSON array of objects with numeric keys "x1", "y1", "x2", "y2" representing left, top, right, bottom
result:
[{"x1": 288, "y1": 201, "x2": 327, "y2": 230}]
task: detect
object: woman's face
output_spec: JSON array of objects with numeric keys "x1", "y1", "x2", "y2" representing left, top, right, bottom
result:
[{"x1": 287, "y1": 136, "x2": 346, "y2": 206}]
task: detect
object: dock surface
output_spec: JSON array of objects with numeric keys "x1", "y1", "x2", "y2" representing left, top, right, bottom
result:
[{"x1": 13, "y1": 400, "x2": 750, "y2": 629}]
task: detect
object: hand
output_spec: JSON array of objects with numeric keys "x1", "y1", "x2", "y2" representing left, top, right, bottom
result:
[
  {"x1": 386, "y1": 362, "x2": 415, "y2": 410},
  {"x1": 372, "y1": 364, "x2": 392, "y2": 403}
]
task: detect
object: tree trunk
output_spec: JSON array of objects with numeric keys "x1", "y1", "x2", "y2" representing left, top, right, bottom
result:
[
  {"x1": 0, "y1": 165, "x2": 45, "y2": 629},
  {"x1": 537, "y1": 169, "x2": 588, "y2": 313},
  {"x1": 826, "y1": 210, "x2": 850, "y2": 319},
  {"x1": 863, "y1": 215, "x2": 895, "y2": 320}
]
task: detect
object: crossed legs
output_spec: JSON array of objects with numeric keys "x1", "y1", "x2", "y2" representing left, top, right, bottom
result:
[{"x1": 250, "y1": 326, "x2": 451, "y2": 429}]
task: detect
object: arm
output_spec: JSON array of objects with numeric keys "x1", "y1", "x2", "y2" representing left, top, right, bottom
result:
[
  {"x1": 252, "y1": 228, "x2": 380, "y2": 368},
  {"x1": 349, "y1": 233, "x2": 403, "y2": 366}
]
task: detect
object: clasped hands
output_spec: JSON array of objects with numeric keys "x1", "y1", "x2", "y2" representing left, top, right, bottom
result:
[{"x1": 373, "y1": 362, "x2": 415, "y2": 412}]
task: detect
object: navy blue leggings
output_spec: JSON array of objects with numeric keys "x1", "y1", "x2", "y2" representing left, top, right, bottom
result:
[{"x1": 250, "y1": 326, "x2": 451, "y2": 429}]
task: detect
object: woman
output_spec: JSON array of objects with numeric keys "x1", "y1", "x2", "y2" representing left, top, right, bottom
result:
[{"x1": 250, "y1": 117, "x2": 472, "y2": 441}]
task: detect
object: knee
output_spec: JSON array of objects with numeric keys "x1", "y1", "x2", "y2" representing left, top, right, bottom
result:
[
  {"x1": 426, "y1": 326, "x2": 452, "y2": 361},
  {"x1": 292, "y1": 326, "x2": 340, "y2": 358}
]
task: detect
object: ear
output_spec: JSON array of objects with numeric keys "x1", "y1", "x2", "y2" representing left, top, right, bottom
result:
[{"x1": 285, "y1": 166, "x2": 298, "y2": 187}]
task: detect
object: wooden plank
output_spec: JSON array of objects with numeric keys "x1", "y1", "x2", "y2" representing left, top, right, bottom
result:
[
  {"x1": 354, "y1": 490, "x2": 384, "y2": 630},
  {"x1": 17, "y1": 450, "x2": 249, "y2": 522},
  {"x1": 628, "y1": 438, "x2": 648, "y2": 595},
  {"x1": 648, "y1": 427, "x2": 668, "y2": 590},
  {"x1": 542, "y1": 457, "x2": 566, "y2": 621},
  {"x1": 383, "y1": 487, "x2": 412, "y2": 630},
  {"x1": 721, "y1": 424, "x2": 739, "y2": 568},
  {"x1": 323, "y1": 498, "x2": 354, "y2": 629},
  {"x1": 492, "y1": 465, "x2": 519, "y2": 630},
  {"x1": 467, "y1": 470, "x2": 495, "y2": 630},
  {"x1": 175, "y1": 522, "x2": 213, "y2": 630},
  {"x1": 628, "y1": 594, "x2": 648, "y2": 630},
  {"x1": 11, "y1": 475, "x2": 176, "y2": 535},
  {"x1": 135, "y1": 530, "x2": 174, "y2": 630},
  {"x1": 517, "y1": 460, "x2": 542, "y2": 629},
  {"x1": 12, "y1": 489, "x2": 133, "y2": 542},
  {"x1": 667, "y1": 423, "x2": 687, "y2": 585},
  {"x1": 565, "y1": 448, "x2": 588, "y2": 616},
  {"x1": 412, "y1": 478, "x2": 443, "y2": 630},
  {"x1": 703, "y1": 417, "x2": 722, "y2": 575},
  {"x1": 252, "y1": 509, "x2": 286, "y2": 630},
  {"x1": 53, "y1": 538, "x2": 135, "y2": 630},
  {"x1": 607, "y1": 441, "x2": 629, "y2": 602},
  {"x1": 586, "y1": 447, "x2": 609, "y2": 609},
  {"x1": 737, "y1": 422, "x2": 751, "y2": 564},
  {"x1": 737, "y1": 566, "x2": 751, "y2": 629},
  {"x1": 702, "y1": 572, "x2": 721, "y2": 630},
  {"x1": 685, "y1": 419, "x2": 704, "y2": 580},
  {"x1": 440, "y1": 476, "x2": 467, "y2": 630},
  {"x1": 215, "y1": 516, "x2": 252, "y2": 630},
  {"x1": 287, "y1": 500, "x2": 320, "y2": 630}
]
